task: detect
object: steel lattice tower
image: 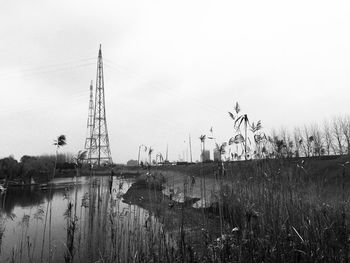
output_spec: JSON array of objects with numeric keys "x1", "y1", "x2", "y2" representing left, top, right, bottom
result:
[
  {"x1": 84, "y1": 80, "x2": 95, "y2": 161},
  {"x1": 88, "y1": 45, "x2": 113, "y2": 166}
]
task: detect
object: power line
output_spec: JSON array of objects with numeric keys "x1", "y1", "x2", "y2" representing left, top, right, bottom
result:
[
  {"x1": 0, "y1": 60, "x2": 95, "y2": 80},
  {"x1": 102, "y1": 58, "x2": 225, "y2": 115}
]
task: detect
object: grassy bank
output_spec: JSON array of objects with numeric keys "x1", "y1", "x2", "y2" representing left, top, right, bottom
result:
[{"x1": 126, "y1": 155, "x2": 350, "y2": 262}]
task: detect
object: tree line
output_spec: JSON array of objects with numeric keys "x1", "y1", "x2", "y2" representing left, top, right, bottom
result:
[
  {"x1": 202, "y1": 102, "x2": 350, "y2": 161},
  {"x1": 267, "y1": 115, "x2": 350, "y2": 158},
  {"x1": 0, "y1": 153, "x2": 76, "y2": 182}
]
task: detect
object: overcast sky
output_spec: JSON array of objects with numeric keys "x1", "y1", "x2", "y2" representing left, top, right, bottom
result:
[{"x1": 0, "y1": 0, "x2": 349, "y2": 163}]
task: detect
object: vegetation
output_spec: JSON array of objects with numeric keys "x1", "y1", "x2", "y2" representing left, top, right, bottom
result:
[
  {"x1": 0, "y1": 153, "x2": 76, "y2": 185},
  {"x1": 1, "y1": 103, "x2": 350, "y2": 262},
  {"x1": 41, "y1": 135, "x2": 67, "y2": 263},
  {"x1": 1, "y1": 157, "x2": 350, "y2": 262}
]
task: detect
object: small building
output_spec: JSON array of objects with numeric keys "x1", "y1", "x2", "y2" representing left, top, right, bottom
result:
[{"x1": 201, "y1": 150, "x2": 210, "y2": 162}]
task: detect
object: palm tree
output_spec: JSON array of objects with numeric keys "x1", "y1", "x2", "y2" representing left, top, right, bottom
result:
[
  {"x1": 41, "y1": 135, "x2": 67, "y2": 263},
  {"x1": 199, "y1": 135, "x2": 206, "y2": 151},
  {"x1": 199, "y1": 135, "x2": 206, "y2": 162},
  {"x1": 54, "y1": 134, "x2": 67, "y2": 147},
  {"x1": 52, "y1": 135, "x2": 67, "y2": 179},
  {"x1": 148, "y1": 147, "x2": 153, "y2": 165}
]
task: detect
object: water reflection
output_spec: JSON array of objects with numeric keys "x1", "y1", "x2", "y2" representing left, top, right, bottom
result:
[
  {"x1": 0, "y1": 176, "x2": 171, "y2": 263},
  {"x1": 161, "y1": 172, "x2": 226, "y2": 208}
]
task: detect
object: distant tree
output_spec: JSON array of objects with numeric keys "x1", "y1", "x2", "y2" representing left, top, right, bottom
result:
[
  {"x1": 74, "y1": 150, "x2": 87, "y2": 177},
  {"x1": 332, "y1": 117, "x2": 345, "y2": 155},
  {"x1": 215, "y1": 142, "x2": 227, "y2": 159},
  {"x1": 293, "y1": 128, "x2": 302, "y2": 157},
  {"x1": 0, "y1": 156, "x2": 20, "y2": 181},
  {"x1": 279, "y1": 127, "x2": 294, "y2": 158},
  {"x1": 323, "y1": 120, "x2": 334, "y2": 155},
  {"x1": 310, "y1": 124, "x2": 323, "y2": 156},
  {"x1": 301, "y1": 126, "x2": 313, "y2": 157},
  {"x1": 19, "y1": 155, "x2": 44, "y2": 182},
  {"x1": 52, "y1": 135, "x2": 67, "y2": 179},
  {"x1": 341, "y1": 116, "x2": 350, "y2": 154},
  {"x1": 199, "y1": 135, "x2": 206, "y2": 161},
  {"x1": 273, "y1": 137, "x2": 286, "y2": 158},
  {"x1": 127, "y1": 160, "x2": 138, "y2": 166}
]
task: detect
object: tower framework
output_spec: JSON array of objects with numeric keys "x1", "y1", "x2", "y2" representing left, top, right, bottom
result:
[
  {"x1": 84, "y1": 80, "x2": 95, "y2": 154},
  {"x1": 87, "y1": 45, "x2": 113, "y2": 166}
]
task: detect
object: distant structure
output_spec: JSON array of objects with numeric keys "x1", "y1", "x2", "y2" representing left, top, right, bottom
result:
[
  {"x1": 213, "y1": 149, "x2": 221, "y2": 162},
  {"x1": 201, "y1": 150, "x2": 210, "y2": 162},
  {"x1": 189, "y1": 134, "x2": 193, "y2": 163},
  {"x1": 84, "y1": 80, "x2": 95, "y2": 154},
  {"x1": 127, "y1": 160, "x2": 138, "y2": 166},
  {"x1": 86, "y1": 45, "x2": 113, "y2": 167}
]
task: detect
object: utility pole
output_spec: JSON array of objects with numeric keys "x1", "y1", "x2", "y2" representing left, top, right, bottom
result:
[
  {"x1": 166, "y1": 144, "x2": 169, "y2": 161},
  {"x1": 189, "y1": 134, "x2": 193, "y2": 163},
  {"x1": 88, "y1": 44, "x2": 112, "y2": 167}
]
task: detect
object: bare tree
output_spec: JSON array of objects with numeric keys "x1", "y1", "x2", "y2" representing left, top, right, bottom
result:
[
  {"x1": 199, "y1": 135, "x2": 206, "y2": 161},
  {"x1": 310, "y1": 124, "x2": 323, "y2": 156},
  {"x1": 341, "y1": 115, "x2": 350, "y2": 154},
  {"x1": 293, "y1": 127, "x2": 303, "y2": 157},
  {"x1": 323, "y1": 120, "x2": 334, "y2": 155},
  {"x1": 332, "y1": 116, "x2": 345, "y2": 155},
  {"x1": 302, "y1": 125, "x2": 312, "y2": 157},
  {"x1": 280, "y1": 127, "x2": 294, "y2": 157}
]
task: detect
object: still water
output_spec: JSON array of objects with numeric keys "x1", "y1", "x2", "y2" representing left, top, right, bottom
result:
[{"x1": 0, "y1": 176, "x2": 168, "y2": 263}]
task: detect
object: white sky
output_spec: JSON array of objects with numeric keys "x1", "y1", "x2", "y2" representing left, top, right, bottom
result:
[{"x1": 0, "y1": 0, "x2": 349, "y2": 163}]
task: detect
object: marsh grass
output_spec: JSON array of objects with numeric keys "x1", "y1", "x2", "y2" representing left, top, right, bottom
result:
[
  {"x1": 148, "y1": 156, "x2": 350, "y2": 262},
  {"x1": 3, "y1": 156, "x2": 350, "y2": 262}
]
